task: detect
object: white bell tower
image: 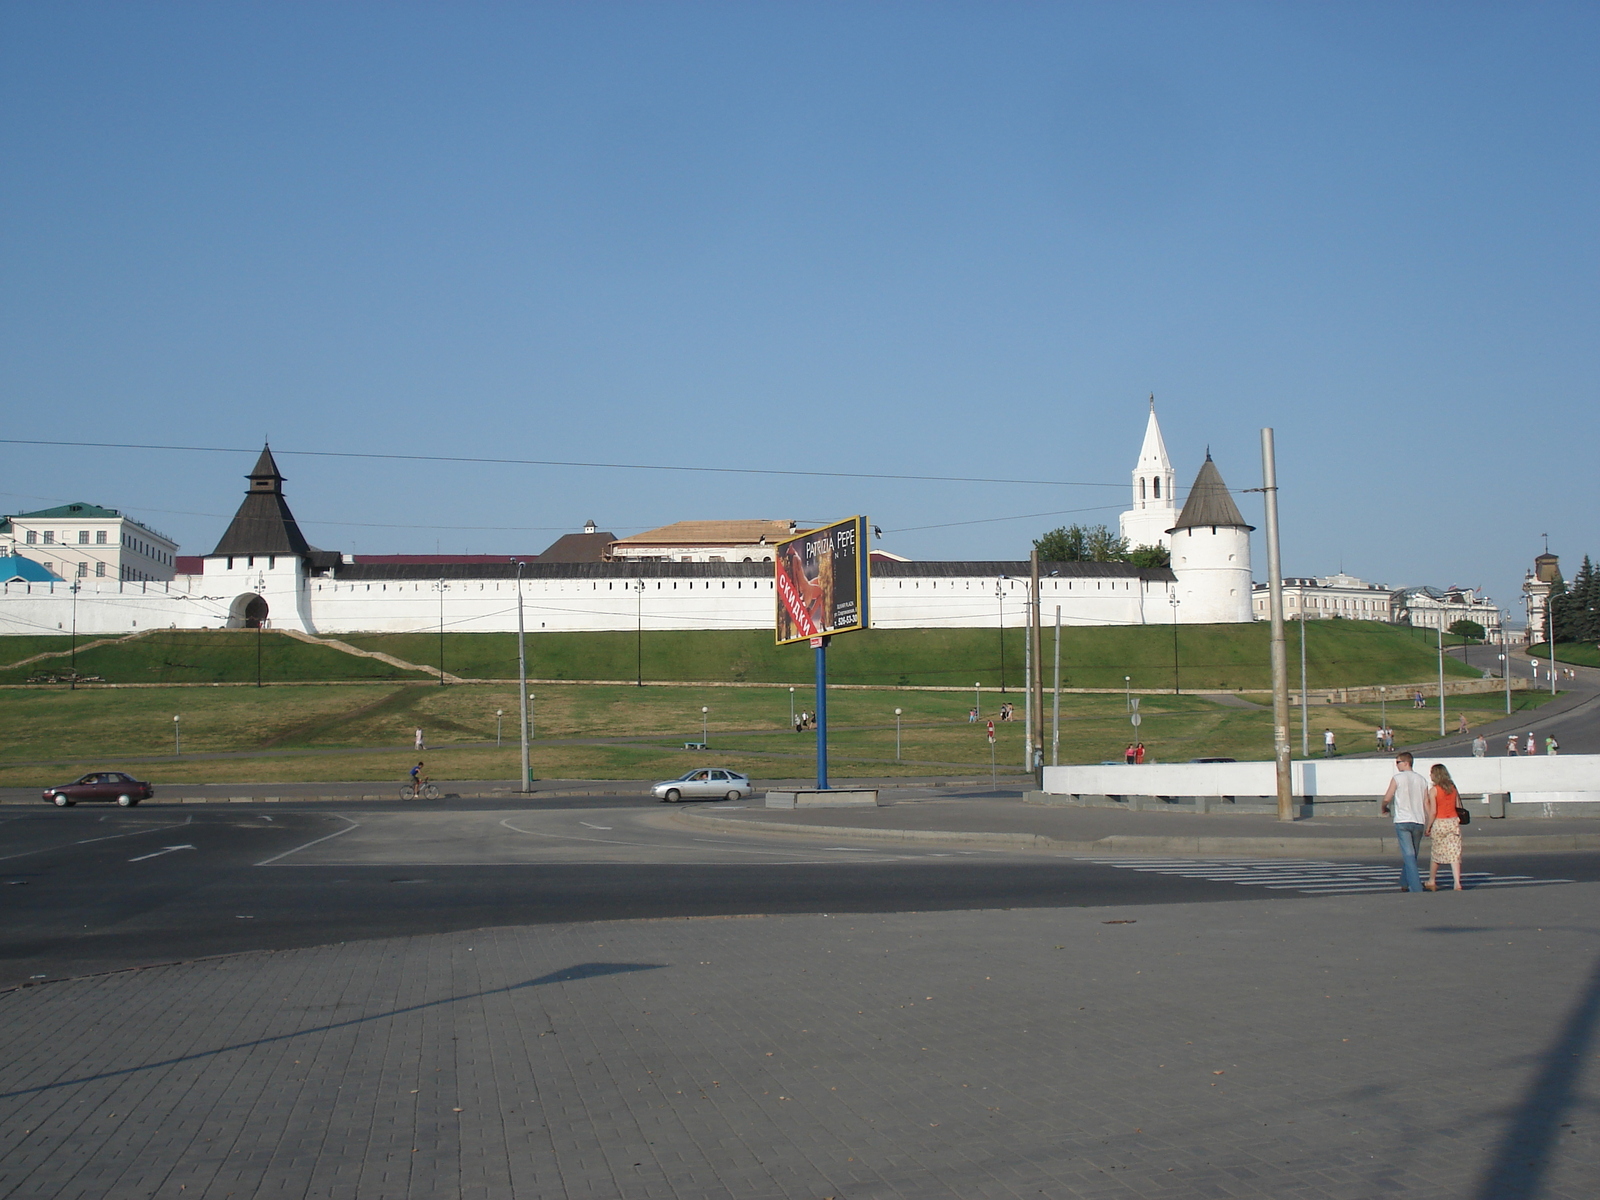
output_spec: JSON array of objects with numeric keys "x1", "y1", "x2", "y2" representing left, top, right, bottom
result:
[{"x1": 1119, "y1": 396, "x2": 1178, "y2": 552}]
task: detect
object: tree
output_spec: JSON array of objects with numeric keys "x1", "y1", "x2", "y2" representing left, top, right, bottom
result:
[
  {"x1": 1448, "y1": 619, "x2": 1485, "y2": 642},
  {"x1": 1552, "y1": 555, "x2": 1600, "y2": 643},
  {"x1": 1033, "y1": 524, "x2": 1129, "y2": 563},
  {"x1": 1127, "y1": 544, "x2": 1171, "y2": 569}
]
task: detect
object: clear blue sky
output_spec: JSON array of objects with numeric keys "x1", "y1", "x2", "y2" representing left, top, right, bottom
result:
[{"x1": 3, "y1": 2, "x2": 1595, "y2": 618}]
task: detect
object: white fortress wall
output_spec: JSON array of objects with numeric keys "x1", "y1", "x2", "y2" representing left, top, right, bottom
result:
[
  {"x1": 0, "y1": 565, "x2": 1204, "y2": 637},
  {"x1": 0, "y1": 578, "x2": 231, "y2": 637}
]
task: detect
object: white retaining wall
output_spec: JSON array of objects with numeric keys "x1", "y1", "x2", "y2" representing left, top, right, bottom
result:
[{"x1": 1041, "y1": 755, "x2": 1600, "y2": 804}]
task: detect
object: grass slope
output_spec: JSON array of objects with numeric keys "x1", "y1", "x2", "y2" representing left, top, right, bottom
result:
[
  {"x1": 1528, "y1": 642, "x2": 1600, "y2": 668},
  {"x1": 341, "y1": 620, "x2": 1478, "y2": 690},
  {"x1": 0, "y1": 630, "x2": 429, "y2": 684}
]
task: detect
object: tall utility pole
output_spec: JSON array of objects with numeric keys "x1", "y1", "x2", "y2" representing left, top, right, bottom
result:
[
  {"x1": 437, "y1": 577, "x2": 447, "y2": 685},
  {"x1": 1051, "y1": 605, "x2": 1062, "y2": 767},
  {"x1": 1299, "y1": 612, "x2": 1308, "y2": 755},
  {"x1": 995, "y1": 579, "x2": 1007, "y2": 692},
  {"x1": 634, "y1": 578, "x2": 645, "y2": 686},
  {"x1": 513, "y1": 559, "x2": 530, "y2": 793},
  {"x1": 1259, "y1": 428, "x2": 1294, "y2": 822},
  {"x1": 1029, "y1": 550, "x2": 1044, "y2": 780},
  {"x1": 1437, "y1": 623, "x2": 1447, "y2": 737},
  {"x1": 1023, "y1": 608, "x2": 1032, "y2": 771}
]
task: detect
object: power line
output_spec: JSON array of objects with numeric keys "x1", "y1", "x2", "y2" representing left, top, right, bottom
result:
[{"x1": 0, "y1": 438, "x2": 1124, "y2": 490}]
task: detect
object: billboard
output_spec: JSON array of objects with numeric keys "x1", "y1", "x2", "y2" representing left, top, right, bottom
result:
[{"x1": 774, "y1": 516, "x2": 870, "y2": 644}]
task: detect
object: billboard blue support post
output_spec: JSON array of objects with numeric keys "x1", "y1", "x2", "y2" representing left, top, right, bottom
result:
[
  {"x1": 776, "y1": 517, "x2": 869, "y2": 793},
  {"x1": 814, "y1": 637, "x2": 829, "y2": 790}
]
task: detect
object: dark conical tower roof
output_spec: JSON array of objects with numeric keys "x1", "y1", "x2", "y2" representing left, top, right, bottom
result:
[
  {"x1": 1167, "y1": 453, "x2": 1254, "y2": 533},
  {"x1": 210, "y1": 444, "x2": 315, "y2": 557}
]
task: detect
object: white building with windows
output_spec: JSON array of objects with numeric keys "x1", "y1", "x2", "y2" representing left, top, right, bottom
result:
[
  {"x1": 0, "y1": 503, "x2": 178, "y2": 583},
  {"x1": 1393, "y1": 585, "x2": 1503, "y2": 634},
  {"x1": 1252, "y1": 573, "x2": 1397, "y2": 622},
  {"x1": 606, "y1": 520, "x2": 806, "y2": 563},
  {"x1": 1118, "y1": 397, "x2": 1178, "y2": 553}
]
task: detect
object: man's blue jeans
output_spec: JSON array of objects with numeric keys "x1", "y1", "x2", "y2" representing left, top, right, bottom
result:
[{"x1": 1394, "y1": 822, "x2": 1424, "y2": 892}]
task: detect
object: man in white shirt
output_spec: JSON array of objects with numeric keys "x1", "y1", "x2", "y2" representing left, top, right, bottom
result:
[{"x1": 1381, "y1": 752, "x2": 1429, "y2": 893}]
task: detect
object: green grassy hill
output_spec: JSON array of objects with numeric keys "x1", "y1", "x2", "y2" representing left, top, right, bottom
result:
[
  {"x1": 340, "y1": 619, "x2": 1478, "y2": 690},
  {"x1": 0, "y1": 630, "x2": 429, "y2": 684},
  {"x1": 1528, "y1": 642, "x2": 1600, "y2": 668},
  {"x1": 0, "y1": 620, "x2": 1479, "y2": 690}
]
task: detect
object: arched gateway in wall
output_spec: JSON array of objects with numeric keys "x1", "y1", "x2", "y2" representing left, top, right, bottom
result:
[{"x1": 229, "y1": 593, "x2": 269, "y2": 628}]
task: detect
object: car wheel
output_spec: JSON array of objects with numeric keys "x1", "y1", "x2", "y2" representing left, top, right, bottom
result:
[
  {"x1": 117, "y1": 794, "x2": 134, "y2": 807},
  {"x1": 52, "y1": 795, "x2": 70, "y2": 807},
  {"x1": 725, "y1": 790, "x2": 741, "y2": 801},
  {"x1": 663, "y1": 788, "x2": 681, "y2": 803}
]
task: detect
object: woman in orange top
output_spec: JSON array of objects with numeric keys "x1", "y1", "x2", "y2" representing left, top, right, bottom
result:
[{"x1": 1425, "y1": 763, "x2": 1464, "y2": 891}]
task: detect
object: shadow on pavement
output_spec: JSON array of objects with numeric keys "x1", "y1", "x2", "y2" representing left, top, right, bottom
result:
[
  {"x1": 0, "y1": 960, "x2": 665, "y2": 1100},
  {"x1": 1473, "y1": 949, "x2": 1600, "y2": 1198}
]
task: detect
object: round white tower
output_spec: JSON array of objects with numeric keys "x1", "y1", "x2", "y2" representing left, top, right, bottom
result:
[
  {"x1": 1119, "y1": 397, "x2": 1178, "y2": 552},
  {"x1": 1167, "y1": 453, "x2": 1254, "y2": 624}
]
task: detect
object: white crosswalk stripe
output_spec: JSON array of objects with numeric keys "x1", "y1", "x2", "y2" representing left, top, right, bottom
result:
[{"x1": 1082, "y1": 857, "x2": 1572, "y2": 895}]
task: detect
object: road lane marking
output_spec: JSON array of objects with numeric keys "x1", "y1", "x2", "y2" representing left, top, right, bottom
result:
[
  {"x1": 0, "y1": 817, "x2": 192, "y2": 864},
  {"x1": 255, "y1": 816, "x2": 361, "y2": 866},
  {"x1": 578, "y1": 822, "x2": 613, "y2": 830},
  {"x1": 128, "y1": 844, "x2": 195, "y2": 862}
]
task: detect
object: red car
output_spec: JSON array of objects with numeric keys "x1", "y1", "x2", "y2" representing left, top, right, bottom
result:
[{"x1": 42, "y1": 772, "x2": 154, "y2": 807}]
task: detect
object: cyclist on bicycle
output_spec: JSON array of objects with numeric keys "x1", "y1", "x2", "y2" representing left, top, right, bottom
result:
[{"x1": 408, "y1": 761, "x2": 427, "y2": 799}]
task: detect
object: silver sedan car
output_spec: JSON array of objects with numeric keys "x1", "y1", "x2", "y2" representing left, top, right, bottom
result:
[{"x1": 652, "y1": 769, "x2": 753, "y2": 803}]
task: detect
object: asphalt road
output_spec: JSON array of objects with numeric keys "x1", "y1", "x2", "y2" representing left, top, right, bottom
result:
[{"x1": 3, "y1": 800, "x2": 1596, "y2": 992}]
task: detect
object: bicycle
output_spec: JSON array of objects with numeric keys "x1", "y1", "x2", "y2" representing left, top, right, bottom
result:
[{"x1": 400, "y1": 781, "x2": 441, "y2": 800}]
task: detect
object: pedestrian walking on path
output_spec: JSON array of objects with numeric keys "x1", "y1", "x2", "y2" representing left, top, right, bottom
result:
[
  {"x1": 1457, "y1": 714, "x2": 1469, "y2": 734},
  {"x1": 1472, "y1": 734, "x2": 1488, "y2": 758},
  {"x1": 1124, "y1": 743, "x2": 1136, "y2": 765},
  {"x1": 1525, "y1": 731, "x2": 1537, "y2": 756},
  {"x1": 1425, "y1": 763, "x2": 1464, "y2": 892},
  {"x1": 1507, "y1": 734, "x2": 1519, "y2": 756},
  {"x1": 414, "y1": 727, "x2": 425, "y2": 751},
  {"x1": 1134, "y1": 742, "x2": 1146, "y2": 764},
  {"x1": 1323, "y1": 728, "x2": 1337, "y2": 757},
  {"x1": 1381, "y1": 752, "x2": 1429, "y2": 893},
  {"x1": 1546, "y1": 736, "x2": 1560, "y2": 756}
]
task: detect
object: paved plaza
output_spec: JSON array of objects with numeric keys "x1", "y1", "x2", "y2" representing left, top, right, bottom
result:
[{"x1": 3, "y1": 880, "x2": 1598, "y2": 1198}]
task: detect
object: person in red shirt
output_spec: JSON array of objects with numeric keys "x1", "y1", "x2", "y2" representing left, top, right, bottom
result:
[
  {"x1": 1424, "y1": 763, "x2": 1464, "y2": 892},
  {"x1": 1134, "y1": 742, "x2": 1146, "y2": 764}
]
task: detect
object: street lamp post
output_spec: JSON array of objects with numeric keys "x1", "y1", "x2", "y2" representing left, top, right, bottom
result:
[
  {"x1": 173, "y1": 714, "x2": 181, "y2": 755},
  {"x1": 1380, "y1": 687, "x2": 1387, "y2": 747},
  {"x1": 513, "y1": 559, "x2": 530, "y2": 793},
  {"x1": 496, "y1": 709, "x2": 503, "y2": 747},
  {"x1": 1437, "y1": 623, "x2": 1447, "y2": 737},
  {"x1": 894, "y1": 708, "x2": 902, "y2": 760},
  {"x1": 702, "y1": 706, "x2": 709, "y2": 747},
  {"x1": 974, "y1": 682, "x2": 981, "y2": 718},
  {"x1": 1124, "y1": 676, "x2": 1131, "y2": 712},
  {"x1": 634, "y1": 578, "x2": 645, "y2": 686},
  {"x1": 996, "y1": 578, "x2": 1008, "y2": 692},
  {"x1": 789, "y1": 687, "x2": 796, "y2": 729},
  {"x1": 69, "y1": 581, "x2": 80, "y2": 690},
  {"x1": 1548, "y1": 596, "x2": 1559, "y2": 696},
  {"x1": 1299, "y1": 611, "x2": 1309, "y2": 756},
  {"x1": 1051, "y1": 605, "x2": 1062, "y2": 767},
  {"x1": 1168, "y1": 592, "x2": 1181, "y2": 695}
]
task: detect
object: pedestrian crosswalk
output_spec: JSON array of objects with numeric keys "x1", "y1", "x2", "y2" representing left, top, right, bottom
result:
[{"x1": 1082, "y1": 857, "x2": 1572, "y2": 895}]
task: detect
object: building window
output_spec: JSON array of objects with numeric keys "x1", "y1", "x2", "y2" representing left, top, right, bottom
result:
[
  {"x1": 96, "y1": 530, "x2": 107, "y2": 544},
  {"x1": 43, "y1": 531, "x2": 54, "y2": 544},
  {"x1": 25, "y1": 530, "x2": 36, "y2": 544},
  {"x1": 95, "y1": 562, "x2": 106, "y2": 577},
  {"x1": 1153, "y1": 478, "x2": 1161, "y2": 499},
  {"x1": 1139, "y1": 478, "x2": 1146, "y2": 500},
  {"x1": 43, "y1": 562, "x2": 54, "y2": 573},
  {"x1": 77, "y1": 562, "x2": 88, "y2": 577},
  {"x1": 78, "y1": 531, "x2": 89, "y2": 544}
]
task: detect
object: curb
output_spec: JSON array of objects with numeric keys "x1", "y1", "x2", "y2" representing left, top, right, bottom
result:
[{"x1": 671, "y1": 809, "x2": 1600, "y2": 857}]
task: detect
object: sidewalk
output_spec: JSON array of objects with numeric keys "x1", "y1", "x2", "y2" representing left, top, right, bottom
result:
[
  {"x1": 674, "y1": 795, "x2": 1600, "y2": 855},
  {"x1": 1, "y1": 886, "x2": 1596, "y2": 1197}
]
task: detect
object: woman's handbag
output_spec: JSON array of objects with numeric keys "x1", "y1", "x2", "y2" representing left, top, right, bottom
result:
[{"x1": 1456, "y1": 804, "x2": 1471, "y2": 825}]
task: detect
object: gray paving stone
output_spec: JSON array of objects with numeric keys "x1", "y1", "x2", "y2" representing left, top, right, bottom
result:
[{"x1": 2, "y1": 887, "x2": 1600, "y2": 1196}]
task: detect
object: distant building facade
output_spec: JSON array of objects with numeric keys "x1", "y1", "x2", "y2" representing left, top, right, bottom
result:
[
  {"x1": 1392, "y1": 585, "x2": 1502, "y2": 634},
  {"x1": 0, "y1": 503, "x2": 178, "y2": 583},
  {"x1": 607, "y1": 520, "x2": 808, "y2": 563},
  {"x1": 1523, "y1": 551, "x2": 1561, "y2": 645},
  {"x1": 1253, "y1": 573, "x2": 1396, "y2": 622}
]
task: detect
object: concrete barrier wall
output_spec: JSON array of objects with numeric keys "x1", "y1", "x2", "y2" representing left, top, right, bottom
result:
[{"x1": 1041, "y1": 755, "x2": 1600, "y2": 801}]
